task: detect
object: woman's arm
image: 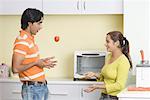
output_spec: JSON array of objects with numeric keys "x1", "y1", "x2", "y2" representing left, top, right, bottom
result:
[{"x1": 84, "y1": 84, "x2": 106, "y2": 93}]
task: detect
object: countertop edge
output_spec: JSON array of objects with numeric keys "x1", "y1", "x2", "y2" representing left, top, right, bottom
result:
[{"x1": 0, "y1": 78, "x2": 104, "y2": 85}]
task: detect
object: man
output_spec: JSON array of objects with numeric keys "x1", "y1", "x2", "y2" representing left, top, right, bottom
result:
[{"x1": 12, "y1": 8, "x2": 57, "y2": 100}]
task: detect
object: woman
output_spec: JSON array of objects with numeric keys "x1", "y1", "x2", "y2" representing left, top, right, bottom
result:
[{"x1": 84, "y1": 31, "x2": 132, "y2": 100}]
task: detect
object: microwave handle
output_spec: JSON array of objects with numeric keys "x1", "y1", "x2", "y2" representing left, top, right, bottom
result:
[{"x1": 80, "y1": 55, "x2": 104, "y2": 57}]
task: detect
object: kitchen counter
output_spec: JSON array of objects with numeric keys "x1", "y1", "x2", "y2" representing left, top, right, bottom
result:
[
  {"x1": 117, "y1": 87, "x2": 150, "y2": 100},
  {"x1": 116, "y1": 75, "x2": 150, "y2": 100},
  {"x1": 0, "y1": 77, "x2": 103, "y2": 100},
  {"x1": 0, "y1": 77, "x2": 103, "y2": 85}
]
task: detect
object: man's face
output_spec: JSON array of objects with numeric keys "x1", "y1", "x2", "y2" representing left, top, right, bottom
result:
[{"x1": 29, "y1": 17, "x2": 43, "y2": 35}]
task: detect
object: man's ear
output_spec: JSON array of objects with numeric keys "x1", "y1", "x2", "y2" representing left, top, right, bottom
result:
[{"x1": 28, "y1": 22, "x2": 32, "y2": 26}]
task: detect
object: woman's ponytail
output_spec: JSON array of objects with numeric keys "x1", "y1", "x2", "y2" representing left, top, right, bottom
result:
[{"x1": 121, "y1": 37, "x2": 132, "y2": 69}]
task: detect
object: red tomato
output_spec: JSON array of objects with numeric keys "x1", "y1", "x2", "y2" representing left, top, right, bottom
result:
[{"x1": 54, "y1": 36, "x2": 59, "y2": 42}]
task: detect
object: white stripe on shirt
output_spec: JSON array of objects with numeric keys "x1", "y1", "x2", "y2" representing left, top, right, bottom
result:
[
  {"x1": 25, "y1": 52, "x2": 39, "y2": 58},
  {"x1": 14, "y1": 41, "x2": 34, "y2": 48},
  {"x1": 20, "y1": 72, "x2": 45, "y2": 81},
  {"x1": 17, "y1": 34, "x2": 28, "y2": 40},
  {"x1": 14, "y1": 49, "x2": 27, "y2": 55}
]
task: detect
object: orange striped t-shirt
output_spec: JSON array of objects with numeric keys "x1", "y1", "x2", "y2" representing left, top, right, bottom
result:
[{"x1": 13, "y1": 30, "x2": 45, "y2": 82}]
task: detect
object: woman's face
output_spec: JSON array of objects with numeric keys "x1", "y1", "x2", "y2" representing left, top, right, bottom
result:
[{"x1": 105, "y1": 35, "x2": 117, "y2": 52}]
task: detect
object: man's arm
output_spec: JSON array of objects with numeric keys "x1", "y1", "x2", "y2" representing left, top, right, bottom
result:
[
  {"x1": 12, "y1": 53, "x2": 57, "y2": 74},
  {"x1": 12, "y1": 53, "x2": 37, "y2": 73}
]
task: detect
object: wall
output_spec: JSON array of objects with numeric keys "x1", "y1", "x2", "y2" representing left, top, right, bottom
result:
[
  {"x1": 0, "y1": 17, "x2": 2, "y2": 62},
  {"x1": 124, "y1": 0, "x2": 150, "y2": 75},
  {"x1": 0, "y1": 15, "x2": 123, "y2": 78}
]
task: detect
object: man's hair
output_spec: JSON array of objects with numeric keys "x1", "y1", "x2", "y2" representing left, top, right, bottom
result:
[{"x1": 21, "y1": 8, "x2": 44, "y2": 30}]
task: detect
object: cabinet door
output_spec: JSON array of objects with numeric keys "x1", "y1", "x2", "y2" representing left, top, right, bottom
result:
[
  {"x1": 0, "y1": 83, "x2": 1, "y2": 100},
  {"x1": 43, "y1": 0, "x2": 81, "y2": 14},
  {"x1": 82, "y1": 0, "x2": 123, "y2": 14},
  {"x1": 136, "y1": 67, "x2": 150, "y2": 87},
  {"x1": 48, "y1": 84, "x2": 79, "y2": 100},
  {"x1": 0, "y1": 0, "x2": 42, "y2": 15},
  {"x1": 124, "y1": 0, "x2": 150, "y2": 73},
  {"x1": 0, "y1": 82, "x2": 22, "y2": 100},
  {"x1": 79, "y1": 85, "x2": 100, "y2": 100},
  {"x1": 43, "y1": 0, "x2": 123, "y2": 14}
]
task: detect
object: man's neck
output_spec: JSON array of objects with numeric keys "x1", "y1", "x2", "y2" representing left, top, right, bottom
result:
[{"x1": 24, "y1": 29, "x2": 33, "y2": 36}]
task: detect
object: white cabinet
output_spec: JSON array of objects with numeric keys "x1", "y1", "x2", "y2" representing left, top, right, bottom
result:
[
  {"x1": 0, "y1": 83, "x2": 1, "y2": 100},
  {"x1": 0, "y1": 0, "x2": 42, "y2": 15},
  {"x1": 79, "y1": 85, "x2": 100, "y2": 100},
  {"x1": 43, "y1": 0, "x2": 123, "y2": 14},
  {"x1": 81, "y1": 0, "x2": 123, "y2": 14},
  {"x1": 47, "y1": 83, "x2": 101, "y2": 100},
  {"x1": 0, "y1": 0, "x2": 122, "y2": 15},
  {"x1": 48, "y1": 84, "x2": 79, "y2": 100},
  {"x1": 0, "y1": 81, "x2": 22, "y2": 100},
  {"x1": 136, "y1": 66, "x2": 150, "y2": 87},
  {"x1": 43, "y1": 0, "x2": 80, "y2": 14},
  {"x1": 0, "y1": 79, "x2": 103, "y2": 100},
  {"x1": 123, "y1": 0, "x2": 150, "y2": 73}
]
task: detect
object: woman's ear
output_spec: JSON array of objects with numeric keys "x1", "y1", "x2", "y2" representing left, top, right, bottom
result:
[{"x1": 115, "y1": 40, "x2": 120, "y2": 47}]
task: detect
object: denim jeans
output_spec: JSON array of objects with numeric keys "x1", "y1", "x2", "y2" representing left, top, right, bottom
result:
[
  {"x1": 22, "y1": 84, "x2": 49, "y2": 100},
  {"x1": 99, "y1": 93, "x2": 118, "y2": 100}
]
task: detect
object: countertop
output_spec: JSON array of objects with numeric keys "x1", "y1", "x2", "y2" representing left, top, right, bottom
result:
[
  {"x1": 0, "y1": 77, "x2": 104, "y2": 85},
  {"x1": 117, "y1": 87, "x2": 150, "y2": 99},
  {"x1": 117, "y1": 74, "x2": 150, "y2": 99}
]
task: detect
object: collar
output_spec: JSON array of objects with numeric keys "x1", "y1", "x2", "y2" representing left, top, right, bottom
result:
[{"x1": 20, "y1": 30, "x2": 34, "y2": 40}]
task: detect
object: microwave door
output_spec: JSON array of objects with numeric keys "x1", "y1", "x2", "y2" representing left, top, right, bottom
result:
[{"x1": 77, "y1": 54, "x2": 105, "y2": 75}]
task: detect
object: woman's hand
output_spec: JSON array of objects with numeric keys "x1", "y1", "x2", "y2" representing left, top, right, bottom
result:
[
  {"x1": 84, "y1": 85, "x2": 97, "y2": 93},
  {"x1": 84, "y1": 72, "x2": 98, "y2": 79},
  {"x1": 84, "y1": 84, "x2": 105, "y2": 93}
]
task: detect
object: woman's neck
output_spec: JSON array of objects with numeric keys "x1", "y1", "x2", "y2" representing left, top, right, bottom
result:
[
  {"x1": 108, "y1": 49, "x2": 122, "y2": 64},
  {"x1": 111, "y1": 49, "x2": 122, "y2": 59}
]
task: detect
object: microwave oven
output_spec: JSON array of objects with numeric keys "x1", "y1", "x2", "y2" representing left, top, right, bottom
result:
[{"x1": 74, "y1": 51, "x2": 106, "y2": 80}]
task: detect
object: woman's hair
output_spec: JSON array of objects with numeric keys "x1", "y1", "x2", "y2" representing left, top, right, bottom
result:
[
  {"x1": 107, "y1": 31, "x2": 132, "y2": 69},
  {"x1": 21, "y1": 8, "x2": 44, "y2": 30}
]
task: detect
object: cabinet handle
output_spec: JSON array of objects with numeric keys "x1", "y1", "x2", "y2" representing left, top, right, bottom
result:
[
  {"x1": 49, "y1": 92, "x2": 68, "y2": 96},
  {"x1": 83, "y1": 1, "x2": 86, "y2": 10},
  {"x1": 81, "y1": 88, "x2": 83, "y2": 97},
  {"x1": 12, "y1": 90, "x2": 21, "y2": 94},
  {"x1": 141, "y1": 68, "x2": 144, "y2": 80},
  {"x1": 77, "y1": 1, "x2": 79, "y2": 10}
]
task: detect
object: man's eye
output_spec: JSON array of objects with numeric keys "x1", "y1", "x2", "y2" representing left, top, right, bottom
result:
[
  {"x1": 37, "y1": 22, "x2": 42, "y2": 24},
  {"x1": 38, "y1": 22, "x2": 42, "y2": 25}
]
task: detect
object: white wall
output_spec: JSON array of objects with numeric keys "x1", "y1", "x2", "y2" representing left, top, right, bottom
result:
[{"x1": 124, "y1": 0, "x2": 150, "y2": 74}]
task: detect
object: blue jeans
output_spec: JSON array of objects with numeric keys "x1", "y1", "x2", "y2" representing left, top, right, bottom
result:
[
  {"x1": 99, "y1": 93, "x2": 118, "y2": 100},
  {"x1": 22, "y1": 84, "x2": 49, "y2": 100}
]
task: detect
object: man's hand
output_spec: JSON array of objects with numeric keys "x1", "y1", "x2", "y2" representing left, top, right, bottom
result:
[{"x1": 36, "y1": 56, "x2": 57, "y2": 69}]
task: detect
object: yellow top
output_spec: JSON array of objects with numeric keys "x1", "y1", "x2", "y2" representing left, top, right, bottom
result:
[{"x1": 98, "y1": 53, "x2": 130, "y2": 96}]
